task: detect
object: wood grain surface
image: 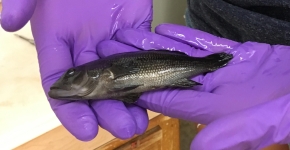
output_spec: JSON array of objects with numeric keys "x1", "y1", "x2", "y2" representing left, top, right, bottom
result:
[
  {"x1": 96, "y1": 114, "x2": 180, "y2": 150},
  {"x1": 14, "y1": 114, "x2": 178, "y2": 150}
]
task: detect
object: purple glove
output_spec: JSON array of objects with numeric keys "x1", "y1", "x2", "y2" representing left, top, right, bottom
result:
[
  {"x1": 96, "y1": 23, "x2": 290, "y2": 149},
  {"x1": 191, "y1": 95, "x2": 290, "y2": 150},
  {"x1": 1, "y1": 0, "x2": 153, "y2": 141}
]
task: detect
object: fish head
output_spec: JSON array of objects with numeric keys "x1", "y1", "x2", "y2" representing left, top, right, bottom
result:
[{"x1": 48, "y1": 67, "x2": 98, "y2": 100}]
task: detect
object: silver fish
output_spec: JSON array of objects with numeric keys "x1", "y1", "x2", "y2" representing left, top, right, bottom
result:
[{"x1": 48, "y1": 50, "x2": 233, "y2": 103}]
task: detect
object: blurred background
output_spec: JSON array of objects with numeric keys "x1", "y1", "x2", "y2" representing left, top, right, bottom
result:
[{"x1": 152, "y1": 0, "x2": 187, "y2": 30}]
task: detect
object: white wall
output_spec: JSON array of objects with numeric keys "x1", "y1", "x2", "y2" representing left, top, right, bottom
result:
[{"x1": 151, "y1": 0, "x2": 187, "y2": 31}]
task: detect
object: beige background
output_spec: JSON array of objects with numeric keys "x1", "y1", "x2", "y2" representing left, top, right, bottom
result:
[{"x1": 152, "y1": 0, "x2": 187, "y2": 30}]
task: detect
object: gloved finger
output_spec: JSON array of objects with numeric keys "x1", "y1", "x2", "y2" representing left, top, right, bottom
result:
[
  {"x1": 114, "y1": 28, "x2": 191, "y2": 51},
  {"x1": 90, "y1": 100, "x2": 137, "y2": 139},
  {"x1": 36, "y1": 40, "x2": 99, "y2": 141},
  {"x1": 90, "y1": 100, "x2": 149, "y2": 139},
  {"x1": 125, "y1": 103, "x2": 149, "y2": 135},
  {"x1": 136, "y1": 89, "x2": 233, "y2": 125},
  {"x1": 1, "y1": 0, "x2": 36, "y2": 32},
  {"x1": 113, "y1": 28, "x2": 248, "y2": 66},
  {"x1": 155, "y1": 23, "x2": 241, "y2": 52},
  {"x1": 191, "y1": 94, "x2": 290, "y2": 150},
  {"x1": 114, "y1": 28, "x2": 212, "y2": 57},
  {"x1": 97, "y1": 40, "x2": 140, "y2": 58},
  {"x1": 96, "y1": 41, "x2": 149, "y2": 137}
]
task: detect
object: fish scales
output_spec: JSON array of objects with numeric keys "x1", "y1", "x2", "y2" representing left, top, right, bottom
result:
[
  {"x1": 114, "y1": 59, "x2": 199, "y2": 88},
  {"x1": 48, "y1": 50, "x2": 233, "y2": 103}
]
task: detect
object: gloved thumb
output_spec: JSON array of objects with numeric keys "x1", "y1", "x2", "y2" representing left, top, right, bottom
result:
[
  {"x1": 154, "y1": 23, "x2": 240, "y2": 52},
  {"x1": 97, "y1": 40, "x2": 140, "y2": 57},
  {"x1": 1, "y1": 0, "x2": 36, "y2": 32},
  {"x1": 113, "y1": 27, "x2": 238, "y2": 58}
]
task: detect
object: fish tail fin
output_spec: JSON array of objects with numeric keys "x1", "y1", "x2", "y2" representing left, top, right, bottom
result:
[{"x1": 203, "y1": 52, "x2": 233, "y2": 71}]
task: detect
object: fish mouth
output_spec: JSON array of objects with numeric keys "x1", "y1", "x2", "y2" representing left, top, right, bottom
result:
[{"x1": 48, "y1": 89, "x2": 82, "y2": 100}]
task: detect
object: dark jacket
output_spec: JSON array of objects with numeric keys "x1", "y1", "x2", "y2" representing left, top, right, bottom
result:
[{"x1": 186, "y1": 0, "x2": 290, "y2": 45}]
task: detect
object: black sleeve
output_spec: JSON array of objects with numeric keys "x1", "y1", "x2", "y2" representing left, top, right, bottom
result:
[{"x1": 186, "y1": 0, "x2": 290, "y2": 45}]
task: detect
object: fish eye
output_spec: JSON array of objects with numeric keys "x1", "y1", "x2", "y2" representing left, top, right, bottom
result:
[{"x1": 66, "y1": 68, "x2": 75, "y2": 77}]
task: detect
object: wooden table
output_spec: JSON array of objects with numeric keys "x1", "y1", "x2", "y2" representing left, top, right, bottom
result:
[{"x1": 15, "y1": 114, "x2": 180, "y2": 150}]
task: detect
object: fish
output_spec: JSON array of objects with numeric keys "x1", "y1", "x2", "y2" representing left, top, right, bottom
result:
[{"x1": 48, "y1": 50, "x2": 233, "y2": 103}]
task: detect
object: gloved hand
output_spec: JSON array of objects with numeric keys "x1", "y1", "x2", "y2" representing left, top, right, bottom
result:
[
  {"x1": 96, "y1": 23, "x2": 290, "y2": 149},
  {"x1": 1, "y1": 0, "x2": 152, "y2": 141},
  {"x1": 191, "y1": 95, "x2": 290, "y2": 150}
]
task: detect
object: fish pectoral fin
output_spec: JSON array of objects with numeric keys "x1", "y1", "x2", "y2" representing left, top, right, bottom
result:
[
  {"x1": 110, "y1": 84, "x2": 142, "y2": 92},
  {"x1": 170, "y1": 78, "x2": 202, "y2": 88},
  {"x1": 118, "y1": 93, "x2": 142, "y2": 103},
  {"x1": 108, "y1": 61, "x2": 140, "y2": 79}
]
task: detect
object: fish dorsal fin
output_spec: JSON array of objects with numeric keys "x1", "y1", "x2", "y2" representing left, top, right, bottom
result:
[{"x1": 147, "y1": 49, "x2": 188, "y2": 56}]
